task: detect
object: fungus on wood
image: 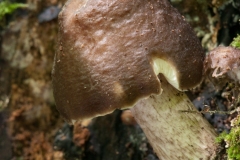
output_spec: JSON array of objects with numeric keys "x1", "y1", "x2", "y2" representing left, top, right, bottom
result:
[
  {"x1": 52, "y1": 0, "x2": 219, "y2": 159},
  {"x1": 205, "y1": 46, "x2": 240, "y2": 105},
  {"x1": 205, "y1": 46, "x2": 240, "y2": 88}
]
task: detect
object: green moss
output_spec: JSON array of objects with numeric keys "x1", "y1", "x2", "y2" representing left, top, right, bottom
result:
[
  {"x1": 230, "y1": 35, "x2": 240, "y2": 49},
  {"x1": 216, "y1": 115, "x2": 240, "y2": 159},
  {"x1": 0, "y1": 0, "x2": 27, "y2": 20},
  {"x1": 216, "y1": 131, "x2": 228, "y2": 143}
]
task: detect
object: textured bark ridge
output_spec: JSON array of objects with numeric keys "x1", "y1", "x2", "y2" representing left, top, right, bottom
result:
[{"x1": 131, "y1": 77, "x2": 218, "y2": 160}]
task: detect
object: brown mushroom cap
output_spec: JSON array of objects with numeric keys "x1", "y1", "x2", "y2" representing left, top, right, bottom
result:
[
  {"x1": 205, "y1": 46, "x2": 240, "y2": 87},
  {"x1": 52, "y1": 0, "x2": 204, "y2": 122}
]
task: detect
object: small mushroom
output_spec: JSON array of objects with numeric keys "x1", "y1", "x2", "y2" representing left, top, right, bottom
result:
[
  {"x1": 52, "y1": 0, "x2": 218, "y2": 159},
  {"x1": 205, "y1": 46, "x2": 240, "y2": 88}
]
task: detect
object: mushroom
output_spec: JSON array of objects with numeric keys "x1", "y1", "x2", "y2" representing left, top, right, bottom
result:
[
  {"x1": 205, "y1": 46, "x2": 240, "y2": 106},
  {"x1": 205, "y1": 46, "x2": 240, "y2": 88},
  {"x1": 52, "y1": 0, "x2": 218, "y2": 159}
]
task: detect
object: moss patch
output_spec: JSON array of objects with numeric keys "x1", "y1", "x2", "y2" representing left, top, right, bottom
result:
[
  {"x1": 230, "y1": 34, "x2": 240, "y2": 49},
  {"x1": 216, "y1": 113, "x2": 240, "y2": 159},
  {"x1": 0, "y1": 0, "x2": 27, "y2": 20}
]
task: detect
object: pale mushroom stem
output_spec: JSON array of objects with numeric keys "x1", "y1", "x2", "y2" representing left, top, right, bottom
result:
[{"x1": 130, "y1": 77, "x2": 218, "y2": 159}]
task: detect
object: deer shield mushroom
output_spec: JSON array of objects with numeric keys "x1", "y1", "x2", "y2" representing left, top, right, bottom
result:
[{"x1": 52, "y1": 0, "x2": 219, "y2": 159}]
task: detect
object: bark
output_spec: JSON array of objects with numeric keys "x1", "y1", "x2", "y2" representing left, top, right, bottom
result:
[{"x1": 131, "y1": 77, "x2": 219, "y2": 160}]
